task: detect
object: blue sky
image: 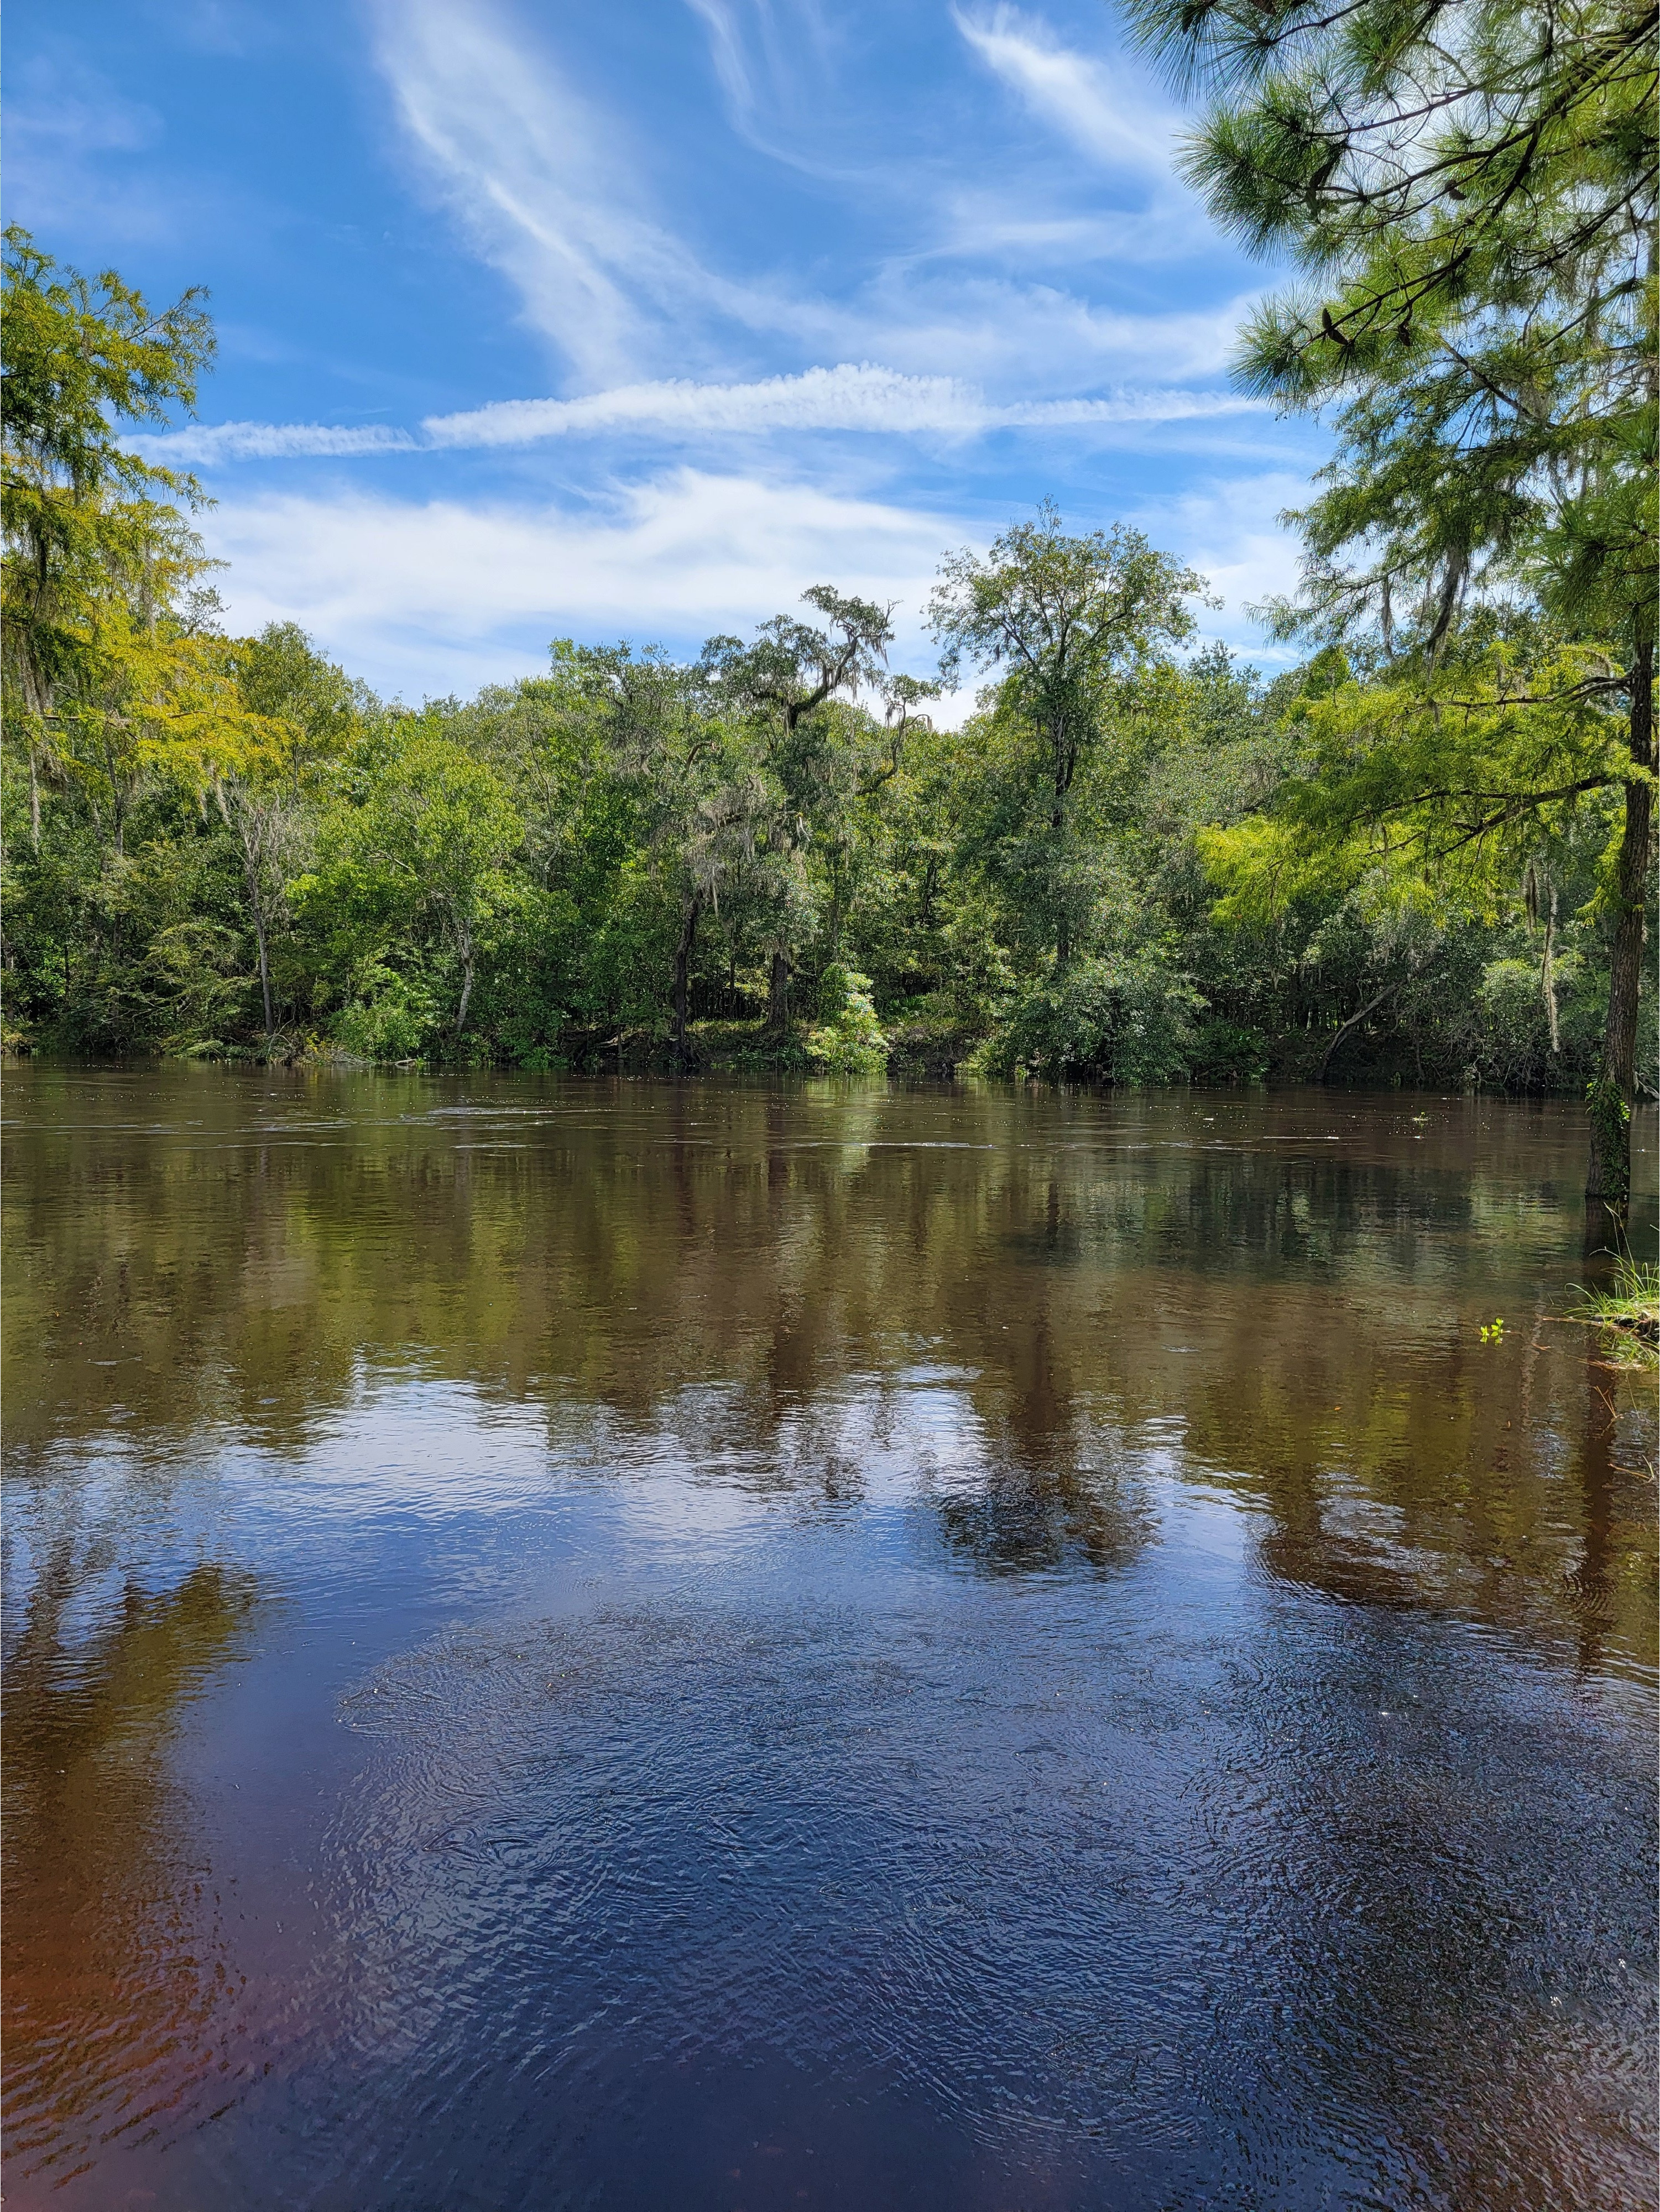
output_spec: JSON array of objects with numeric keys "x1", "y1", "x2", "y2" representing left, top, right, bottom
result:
[{"x1": 8, "y1": 0, "x2": 1325, "y2": 707}]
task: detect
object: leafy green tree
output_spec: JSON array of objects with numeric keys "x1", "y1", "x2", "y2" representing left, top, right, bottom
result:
[
  {"x1": 922, "y1": 512, "x2": 1211, "y2": 1082},
  {"x1": 560, "y1": 642, "x2": 763, "y2": 1070},
  {"x1": 805, "y1": 675, "x2": 941, "y2": 987},
  {"x1": 804, "y1": 962, "x2": 888, "y2": 1072},
  {"x1": 835, "y1": 710, "x2": 1012, "y2": 1068},
  {"x1": 39, "y1": 520, "x2": 229, "y2": 858},
  {"x1": 424, "y1": 653, "x2": 660, "y2": 1064},
  {"x1": 928, "y1": 505, "x2": 1207, "y2": 966},
  {"x1": 297, "y1": 726, "x2": 523, "y2": 1051},
  {"x1": 2, "y1": 227, "x2": 219, "y2": 848},
  {"x1": 191, "y1": 624, "x2": 363, "y2": 1043},
  {"x1": 703, "y1": 587, "x2": 897, "y2": 1030},
  {"x1": 1127, "y1": 0, "x2": 1657, "y2": 1201}
]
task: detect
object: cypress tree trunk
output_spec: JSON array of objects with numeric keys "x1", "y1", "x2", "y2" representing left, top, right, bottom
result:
[
  {"x1": 767, "y1": 946, "x2": 790, "y2": 1034},
  {"x1": 452, "y1": 913, "x2": 477, "y2": 1042},
  {"x1": 1586, "y1": 640, "x2": 1654, "y2": 1209},
  {"x1": 672, "y1": 893, "x2": 702, "y2": 1072},
  {"x1": 252, "y1": 898, "x2": 274, "y2": 1042},
  {"x1": 240, "y1": 827, "x2": 275, "y2": 1044},
  {"x1": 1050, "y1": 712, "x2": 1074, "y2": 969}
]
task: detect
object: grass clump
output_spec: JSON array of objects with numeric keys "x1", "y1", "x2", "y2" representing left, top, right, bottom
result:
[{"x1": 1568, "y1": 1254, "x2": 1659, "y2": 1366}]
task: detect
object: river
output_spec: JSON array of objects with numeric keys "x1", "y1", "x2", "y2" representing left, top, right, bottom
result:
[{"x1": 3, "y1": 1066, "x2": 1654, "y2": 2211}]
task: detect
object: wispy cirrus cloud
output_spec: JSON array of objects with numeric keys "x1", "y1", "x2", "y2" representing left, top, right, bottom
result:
[
  {"x1": 367, "y1": 0, "x2": 793, "y2": 385},
  {"x1": 8, "y1": 60, "x2": 161, "y2": 161},
  {"x1": 424, "y1": 366, "x2": 1263, "y2": 445},
  {"x1": 920, "y1": 197, "x2": 1189, "y2": 273},
  {"x1": 953, "y1": 6, "x2": 1179, "y2": 176},
  {"x1": 366, "y1": 0, "x2": 1250, "y2": 395},
  {"x1": 4, "y1": 55, "x2": 174, "y2": 241},
  {"x1": 145, "y1": 420, "x2": 419, "y2": 464},
  {"x1": 134, "y1": 362, "x2": 1266, "y2": 465},
  {"x1": 421, "y1": 366, "x2": 990, "y2": 446},
  {"x1": 844, "y1": 280, "x2": 1247, "y2": 389},
  {"x1": 685, "y1": 0, "x2": 836, "y2": 148}
]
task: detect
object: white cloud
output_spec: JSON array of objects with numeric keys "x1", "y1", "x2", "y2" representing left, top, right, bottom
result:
[
  {"x1": 368, "y1": 0, "x2": 791, "y2": 384},
  {"x1": 425, "y1": 364, "x2": 1261, "y2": 445},
  {"x1": 687, "y1": 0, "x2": 756, "y2": 114},
  {"x1": 953, "y1": 6, "x2": 1177, "y2": 176},
  {"x1": 366, "y1": 0, "x2": 1256, "y2": 397},
  {"x1": 135, "y1": 364, "x2": 1266, "y2": 466},
  {"x1": 201, "y1": 468, "x2": 966, "y2": 699},
  {"x1": 196, "y1": 456, "x2": 1307, "y2": 706},
  {"x1": 845, "y1": 278, "x2": 1247, "y2": 389},
  {"x1": 685, "y1": 0, "x2": 834, "y2": 139},
  {"x1": 143, "y1": 421, "x2": 419, "y2": 463},
  {"x1": 922, "y1": 197, "x2": 1194, "y2": 273},
  {"x1": 423, "y1": 365, "x2": 984, "y2": 445},
  {"x1": 8, "y1": 65, "x2": 160, "y2": 159},
  {"x1": 4, "y1": 57, "x2": 174, "y2": 242},
  {"x1": 683, "y1": 0, "x2": 883, "y2": 184},
  {"x1": 1136, "y1": 471, "x2": 1309, "y2": 655},
  {"x1": 1021, "y1": 391, "x2": 1259, "y2": 428}
]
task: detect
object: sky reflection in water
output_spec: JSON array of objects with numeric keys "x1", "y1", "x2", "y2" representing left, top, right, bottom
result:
[{"x1": 3, "y1": 1068, "x2": 1654, "y2": 2211}]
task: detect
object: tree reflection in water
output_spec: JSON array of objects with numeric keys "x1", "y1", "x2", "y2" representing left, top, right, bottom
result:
[
  {"x1": 6, "y1": 1070, "x2": 1652, "y2": 1671},
  {"x1": 2, "y1": 1552, "x2": 260, "y2": 2183},
  {"x1": 1, "y1": 1068, "x2": 1653, "y2": 2209}
]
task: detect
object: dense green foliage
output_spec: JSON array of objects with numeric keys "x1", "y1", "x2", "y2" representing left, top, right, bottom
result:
[
  {"x1": 1127, "y1": 0, "x2": 1657, "y2": 1196},
  {"x1": 2, "y1": 590, "x2": 1633, "y2": 1092},
  {"x1": 2, "y1": 225, "x2": 1650, "y2": 1102}
]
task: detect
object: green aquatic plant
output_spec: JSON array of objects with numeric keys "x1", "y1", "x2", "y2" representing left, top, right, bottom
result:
[
  {"x1": 1568, "y1": 1254, "x2": 1660, "y2": 1367},
  {"x1": 1478, "y1": 1318, "x2": 1505, "y2": 1344}
]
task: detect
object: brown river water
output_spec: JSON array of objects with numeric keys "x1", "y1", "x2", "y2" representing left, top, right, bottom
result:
[{"x1": 2, "y1": 1066, "x2": 1655, "y2": 2211}]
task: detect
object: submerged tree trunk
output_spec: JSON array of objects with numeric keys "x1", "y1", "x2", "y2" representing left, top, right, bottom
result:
[
  {"x1": 1586, "y1": 641, "x2": 1654, "y2": 1210},
  {"x1": 672, "y1": 891, "x2": 702, "y2": 1072}
]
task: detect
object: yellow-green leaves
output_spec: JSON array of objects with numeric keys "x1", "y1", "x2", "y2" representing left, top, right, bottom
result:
[
  {"x1": 2, "y1": 227, "x2": 216, "y2": 729},
  {"x1": 1200, "y1": 638, "x2": 1635, "y2": 926}
]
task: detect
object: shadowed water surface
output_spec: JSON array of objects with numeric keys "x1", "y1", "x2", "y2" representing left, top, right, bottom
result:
[{"x1": 2, "y1": 1067, "x2": 1654, "y2": 2211}]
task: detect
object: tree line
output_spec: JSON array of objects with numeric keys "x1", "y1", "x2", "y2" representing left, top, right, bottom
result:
[{"x1": 2, "y1": 0, "x2": 1653, "y2": 1201}]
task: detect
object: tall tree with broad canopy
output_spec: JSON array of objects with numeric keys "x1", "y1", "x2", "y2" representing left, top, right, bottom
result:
[
  {"x1": 1125, "y1": 0, "x2": 1657, "y2": 1206},
  {"x1": 702, "y1": 587, "x2": 896, "y2": 1030},
  {"x1": 578, "y1": 641, "x2": 766, "y2": 1073},
  {"x1": 928, "y1": 507, "x2": 1207, "y2": 965}
]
